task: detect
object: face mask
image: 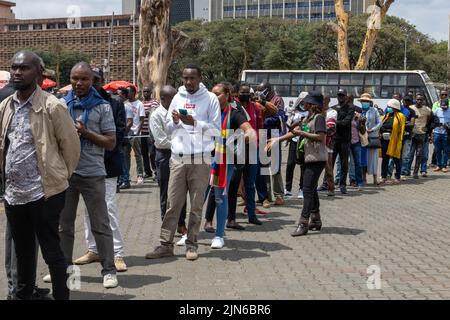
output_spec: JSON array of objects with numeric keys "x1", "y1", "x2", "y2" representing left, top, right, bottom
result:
[
  {"x1": 238, "y1": 95, "x2": 251, "y2": 103},
  {"x1": 361, "y1": 102, "x2": 371, "y2": 111},
  {"x1": 386, "y1": 107, "x2": 393, "y2": 114}
]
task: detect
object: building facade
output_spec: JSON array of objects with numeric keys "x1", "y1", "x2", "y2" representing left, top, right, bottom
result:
[
  {"x1": 0, "y1": 0, "x2": 15, "y2": 20},
  {"x1": 210, "y1": 0, "x2": 372, "y2": 21},
  {"x1": 0, "y1": 14, "x2": 134, "y2": 83},
  {"x1": 122, "y1": 0, "x2": 198, "y2": 24}
]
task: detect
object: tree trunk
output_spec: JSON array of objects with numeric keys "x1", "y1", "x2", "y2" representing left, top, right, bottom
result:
[
  {"x1": 137, "y1": 0, "x2": 189, "y2": 99},
  {"x1": 332, "y1": 0, "x2": 350, "y2": 70},
  {"x1": 355, "y1": 0, "x2": 395, "y2": 70}
]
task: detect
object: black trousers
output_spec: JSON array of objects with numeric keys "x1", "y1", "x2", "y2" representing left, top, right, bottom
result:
[
  {"x1": 285, "y1": 141, "x2": 303, "y2": 192},
  {"x1": 333, "y1": 141, "x2": 351, "y2": 187},
  {"x1": 411, "y1": 134, "x2": 426, "y2": 175},
  {"x1": 155, "y1": 148, "x2": 186, "y2": 226},
  {"x1": 301, "y1": 162, "x2": 326, "y2": 220},
  {"x1": 141, "y1": 136, "x2": 156, "y2": 176},
  {"x1": 5, "y1": 192, "x2": 69, "y2": 300}
]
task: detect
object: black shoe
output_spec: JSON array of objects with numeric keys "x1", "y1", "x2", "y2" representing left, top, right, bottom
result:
[
  {"x1": 248, "y1": 217, "x2": 262, "y2": 225},
  {"x1": 340, "y1": 186, "x2": 347, "y2": 194},
  {"x1": 119, "y1": 183, "x2": 131, "y2": 190},
  {"x1": 143, "y1": 173, "x2": 152, "y2": 179},
  {"x1": 226, "y1": 221, "x2": 246, "y2": 230},
  {"x1": 31, "y1": 287, "x2": 53, "y2": 300}
]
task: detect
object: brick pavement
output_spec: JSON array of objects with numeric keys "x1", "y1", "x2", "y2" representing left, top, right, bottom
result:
[{"x1": 0, "y1": 147, "x2": 449, "y2": 300}]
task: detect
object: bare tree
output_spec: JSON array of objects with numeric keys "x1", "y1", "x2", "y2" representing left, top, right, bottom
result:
[
  {"x1": 355, "y1": 0, "x2": 395, "y2": 70},
  {"x1": 137, "y1": 0, "x2": 189, "y2": 99},
  {"x1": 330, "y1": 0, "x2": 395, "y2": 70}
]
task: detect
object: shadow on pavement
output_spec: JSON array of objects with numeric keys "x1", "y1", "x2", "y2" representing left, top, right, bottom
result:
[
  {"x1": 200, "y1": 249, "x2": 269, "y2": 261},
  {"x1": 224, "y1": 239, "x2": 293, "y2": 252},
  {"x1": 81, "y1": 274, "x2": 171, "y2": 289},
  {"x1": 125, "y1": 255, "x2": 178, "y2": 267},
  {"x1": 238, "y1": 217, "x2": 296, "y2": 233},
  {"x1": 70, "y1": 291, "x2": 135, "y2": 300},
  {"x1": 307, "y1": 226, "x2": 365, "y2": 236}
]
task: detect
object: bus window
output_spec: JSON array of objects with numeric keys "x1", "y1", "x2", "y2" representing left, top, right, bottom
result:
[
  {"x1": 365, "y1": 74, "x2": 381, "y2": 86},
  {"x1": 269, "y1": 73, "x2": 291, "y2": 85},
  {"x1": 339, "y1": 73, "x2": 364, "y2": 86},
  {"x1": 315, "y1": 86, "x2": 338, "y2": 97},
  {"x1": 315, "y1": 73, "x2": 339, "y2": 85},
  {"x1": 245, "y1": 72, "x2": 269, "y2": 86},
  {"x1": 363, "y1": 86, "x2": 381, "y2": 98},
  {"x1": 382, "y1": 74, "x2": 407, "y2": 86},
  {"x1": 381, "y1": 86, "x2": 406, "y2": 99},
  {"x1": 273, "y1": 85, "x2": 291, "y2": 97},
  {"x1": 407, "y1": 74, "x2": 423, "y2": 87}
]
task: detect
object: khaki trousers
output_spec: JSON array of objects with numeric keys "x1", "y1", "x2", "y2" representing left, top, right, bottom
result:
[{"x1": 159, "y1": 158, "x2": 210, "y2": 250}]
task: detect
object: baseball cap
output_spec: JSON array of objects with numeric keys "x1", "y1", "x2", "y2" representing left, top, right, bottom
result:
[
  {"x1": 92, "y1": 67, "x2": 104, "y2": 79},
  {"x1": 302, "y1": 91, "x2": 324, "y2": 107},
  {"x1": 337, "y1": 88, "x2": 348, "y2": 96}
]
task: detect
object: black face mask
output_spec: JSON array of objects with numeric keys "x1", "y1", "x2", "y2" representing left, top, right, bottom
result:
[{"x1": 239, "y1": 95, "x2": 251, "y2": 103}]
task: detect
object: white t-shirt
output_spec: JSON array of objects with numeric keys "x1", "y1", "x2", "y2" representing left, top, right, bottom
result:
[{"x1": 125, "y1": 100, "x2": 145, "y2": 136}]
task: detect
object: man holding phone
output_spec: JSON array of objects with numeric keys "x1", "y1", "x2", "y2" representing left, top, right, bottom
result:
[{"x1": 146, "y1": 64, "x2": 221, "y2": 261}]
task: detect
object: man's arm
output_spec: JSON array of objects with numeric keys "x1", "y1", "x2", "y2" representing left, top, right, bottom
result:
[
  {"x1": 336, "y1": 108, "x2": 354, "y2": 128},
  {"x1": 76, "y1": 123, "x2": 116, "y2": 151},
  {"x1": 51, "y1": 102, "x2": 81, "y2": 176},
  {"x1": 150, "y1": 112, "x2": 171, "y2": 149}
]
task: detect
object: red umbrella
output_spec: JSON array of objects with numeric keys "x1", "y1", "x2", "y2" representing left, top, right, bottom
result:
[
  {"x1": 41, "y1": 78, "x2": 57, "y2": 90},
  {"x1": 103, "y1": 81, "x2": 137, "y2": 92}
]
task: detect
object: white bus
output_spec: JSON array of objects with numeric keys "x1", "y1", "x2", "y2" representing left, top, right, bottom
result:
[{"x1": 241, "y1": 70, "x2": 439, "y2": 109}]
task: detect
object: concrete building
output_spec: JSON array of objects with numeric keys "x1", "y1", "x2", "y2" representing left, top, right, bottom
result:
[
  {"x1": 0, "y1": 0, "x2": 14, "y2": 20},
  {"x1": 209, "y1": 0, "x2": 371, "y2": 21},
  {"x1": 0, "y1": 13, "x2": 135, "y2": 83}
]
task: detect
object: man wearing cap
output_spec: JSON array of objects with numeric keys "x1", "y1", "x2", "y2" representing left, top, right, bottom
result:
[
  {"x1": 331, "y1": 89, "x2": 355, "y2": 194},
  {"x1": 399, "y1": 95, "x2": 417, "y2": 178},
  {"x1": 433, "y1": 90, "x2": 448, "y2": 112}
]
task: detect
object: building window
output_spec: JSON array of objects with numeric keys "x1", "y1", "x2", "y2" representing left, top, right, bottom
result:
[
  {"x1": 82, "y1": 21, "x2": 92, "y2": 28},
  {"x1": 8, "y1": 25, "x2": 18, "y2": 31},
  {"x1": 58, "y1": 23, "x2": 67, "y2": 29},
  {"x1": 33, "y1": 24, "x2": 43, "y2": 30},
  {"x1": 19, "y1": 24, "x2": 29, "y2": 31},
  {"x1": 93, "y1": 21, "x2": 105, "y2": 27},
  {"x1": 47, "y1": 24, "x2": 57, "y2": 29},
  {"x1": 118, "y1": 19, "x2": 130, "y2": 26}
]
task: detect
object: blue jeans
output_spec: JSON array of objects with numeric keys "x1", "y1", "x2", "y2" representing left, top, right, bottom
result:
[
  {"x1": 350, "y1": 143, "x2": 364, "y2": 186},
  {"x1": 119, "y1": 150, "x2": 129, "y2": 184},
  {"x1": 256, "y1": 162, "x2": 269, "y2": 201},
  {"x1": 401, "y1": 138, "x2": 412, "y2": 176},
  {"x1": 434, "y1": 133, "x2": 449, "y2": 168},
  {"x1": 214, "y1": 165, "x2": 234, "y2": 238},
  {"x1": 421, "y1": 140, "x2": 429, "y2": 173}
]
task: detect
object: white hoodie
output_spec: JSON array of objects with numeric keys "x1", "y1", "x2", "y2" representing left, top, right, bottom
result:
[{"x1": 166, "y1": 83, "x2": 221, "y2": 156}]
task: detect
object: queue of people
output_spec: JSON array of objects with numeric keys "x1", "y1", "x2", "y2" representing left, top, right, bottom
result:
[{"x1": 0, "y1": 50, "x2": 449, "y2": 300}]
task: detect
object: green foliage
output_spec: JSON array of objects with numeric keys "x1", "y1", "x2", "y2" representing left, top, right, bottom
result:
[
  {"x1": 32, "y1": 45, "x2": 92, "y2": 86},
  {"x1": 170, "y1": 16, "x2": 448, "y2": 87}
]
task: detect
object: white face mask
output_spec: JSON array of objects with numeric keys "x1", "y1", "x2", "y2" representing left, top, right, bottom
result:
[{"x1": 255, "y1": 88, "x2": 269, "y2": 100}]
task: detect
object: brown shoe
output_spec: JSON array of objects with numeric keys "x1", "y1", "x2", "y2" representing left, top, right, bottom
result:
[
  {"x1": 433, "y1": 167, "x2": 442, "y2": 172},
  {"x1": 262, "y1": 199, "x2": 271, "y2": 209},
  {"x1": 145, "y1": 245, "x2": 174, "y2": 259},
  {"x1": 291, "y1": 218, "x2": 310, "y2": 237},
  {"x1": 186, "y1": 249, "x2": 198, "y2": 261},
  {"x1": 114, "y1": 256, "x2": 128, "y2": 272},
  {"x1": 73, "y1": 251, "x2": 100, "y2": 265},
  {"x1": 442, "y1": 168, "x2": 449, "y2": 173},
  {"x1": 274, "y1": 196, "x2": 284, "y2": 206}
]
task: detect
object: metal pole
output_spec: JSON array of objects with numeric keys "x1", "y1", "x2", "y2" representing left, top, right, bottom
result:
[
  {"x1": 132, "y1": 11, "x2": 136, "y2": 85},
  {"x1": 106, "y1": 12, "x2": 115, "y2": 83},
  {"x1": 404, "y1": 35, "x2": 408, "y2": 71}
]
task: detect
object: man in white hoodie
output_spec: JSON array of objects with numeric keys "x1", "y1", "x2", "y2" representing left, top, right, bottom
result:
[{"x1": 145, "y1": 65, "x2": 221, "y2": 261}]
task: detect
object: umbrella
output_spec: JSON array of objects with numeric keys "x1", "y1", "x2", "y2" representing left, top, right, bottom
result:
[
  {"x1": 103, "y1": 81, "x2": 136, "y2": 92},
  {"x1": 59, "y1": 84, "x2": 72, "y2": 94},
  {"x1": 41, "y1": 78, "x2": 57, "y2": 90}
]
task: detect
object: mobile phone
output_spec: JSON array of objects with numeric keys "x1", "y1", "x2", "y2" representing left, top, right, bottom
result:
[{"x1": 179, "y1": 109, "x2": 188, "y2": 116}]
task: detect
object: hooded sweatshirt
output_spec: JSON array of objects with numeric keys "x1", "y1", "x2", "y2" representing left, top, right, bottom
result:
[{"x1": 166, "y1": 83, "x2": 221, "y2": 156}]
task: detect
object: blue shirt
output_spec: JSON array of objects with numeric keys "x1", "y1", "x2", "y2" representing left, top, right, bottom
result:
[{"x1": 433, "y1": 107, "x2": 450, "y2": 135}]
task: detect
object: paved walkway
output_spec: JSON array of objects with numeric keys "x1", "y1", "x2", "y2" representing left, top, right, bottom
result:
[{"x1": 1, "y1": 148, "x2": 450, "y2": 300}]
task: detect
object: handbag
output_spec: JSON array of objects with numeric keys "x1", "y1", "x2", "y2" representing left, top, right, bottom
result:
[
  {"x1": 304, "y1": 115, "x2": 328, "y2": 163},
  {"x1": 359, "y1": 131, "x2": 369, "y2": 147},
  {"x1": 367, "y1": 136, "x2": 381, "y2": 149}
]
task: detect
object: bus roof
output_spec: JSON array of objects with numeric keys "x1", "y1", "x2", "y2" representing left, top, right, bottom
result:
[{"x1": 242, "y1": 70, "x2": 427, "y2": 74}]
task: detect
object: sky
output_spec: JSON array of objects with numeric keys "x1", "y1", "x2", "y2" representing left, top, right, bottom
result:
[{"x1": 11, "y1": 0, "x2": 450, "y2": 42}]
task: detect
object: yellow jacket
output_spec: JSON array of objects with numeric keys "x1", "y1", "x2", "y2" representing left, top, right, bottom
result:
[
  {"x1": 0, "y1": 86, "x2": 80, "y2": 199},
  {"x1": 382, "y1": 111, "x2": 406, "y2": 159}
]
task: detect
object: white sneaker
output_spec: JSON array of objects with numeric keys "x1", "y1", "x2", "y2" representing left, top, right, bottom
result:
[
  {"x1": 211, "y1": 237, "x2": 224, "y2": 249},
  {"x1": 137, "y1": 176, "x2": 144, "y2": 185},
  {"x1": 284, "y1": 190, "x2": 293, "y2": 198},
  {"x1": 176, "y1": 234, "x2": 187, "y2": 246},
  {"x1": 103, "y1": 274, "x2": 118, "y2": 289},
  {"x1": 297, "y1": 190, "x2": 304, "y2": 199},
  {"x1": 43, "y1": 274, "x2": 52, "y2": 283}
]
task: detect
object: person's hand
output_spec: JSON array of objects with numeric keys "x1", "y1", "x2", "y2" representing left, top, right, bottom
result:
[
  {"x1": 292, "y1": 127, "x2": 304, "y2": 137},
  {"x1": 265, "y1": 138, "x2": 279, "y2": 152},
  {"x1": 75, "y1": 121, "x2": 88, "y2": 137},
  {"x1": 179, "y1": 114, "x2": 195, "y2": 126},
  {"x1": 172, "y1": 111, "x2": 180, "y2": 124}
]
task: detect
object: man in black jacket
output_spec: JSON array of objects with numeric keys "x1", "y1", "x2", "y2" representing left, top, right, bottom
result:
[
  {"x1": 72, "y1": 68, "x2": 128, "y2": 272},
  {"x1": 332, "y1": 89, "x2": 355, "y2": 194}
]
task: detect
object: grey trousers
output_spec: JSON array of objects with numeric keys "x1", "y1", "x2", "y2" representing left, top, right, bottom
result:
[
  {"x1": 59, "y1": 174, "x2": 116, "y2": 276},
  {"x1": 160, "y1": 158, "x2": 210, "y2": 251}
]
